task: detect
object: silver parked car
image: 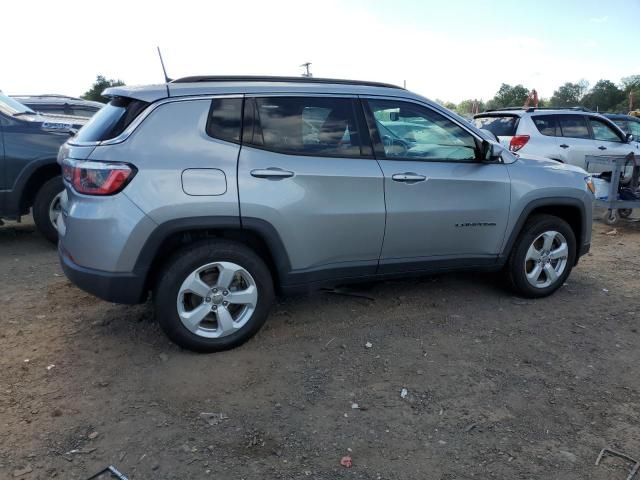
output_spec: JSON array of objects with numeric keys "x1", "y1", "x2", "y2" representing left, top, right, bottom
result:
[
  {"x1": 58, "y1": 76, "x2": 594, "y2": 352},
  {"x1": 474, "y1": 108, "x2": 639, "y2": 174}
]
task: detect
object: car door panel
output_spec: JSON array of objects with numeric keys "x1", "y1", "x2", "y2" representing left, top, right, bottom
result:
[
  {"x1": 362, "y1": 98, "x2": 510, "y2": 270},
  {"x1": 238, "y1": 96, "x2": 386, "y2": 278}
]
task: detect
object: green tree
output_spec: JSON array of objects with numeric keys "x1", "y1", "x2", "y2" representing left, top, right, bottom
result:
[
  {"x1": 582, "y1": 79, "x2": 625, "y2": 112},
  {"x1": 548, "y1": 80, "x2": 588, "y2": 107},
  {"x1": 455, "y1": 99, "x2": 485, "y2": 117},
  {"x1": 486, "y1": 84, "x2": 530, "y2": 109},
  {"x1": 620, "y1": 75, "x2": 640, "y2": 111},
  {"x1": 81, "y1": 75, "x2": 125, "y2": 103}
]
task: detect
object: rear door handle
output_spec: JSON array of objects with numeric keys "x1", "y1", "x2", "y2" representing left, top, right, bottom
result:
[
  {"x1": 598, "y1": 146, "x2": 607, "y2": 151},
  {"x1": 392, "y1": 172, "x2": 427, "y2": 183},
  {"x1": 250, "y1": 168, "x2": 294, "y2": 179},
  {"x1": 560, "y1": 144, "x2": 570, "y2": 149}
]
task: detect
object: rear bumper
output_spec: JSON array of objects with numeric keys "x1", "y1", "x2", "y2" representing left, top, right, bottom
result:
[{"x1": 59, "y1": 246, "x2": 147, "y2": 304}]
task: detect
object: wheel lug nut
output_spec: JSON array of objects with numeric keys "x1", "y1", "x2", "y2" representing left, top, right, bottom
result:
[
  {"x1": 212, "y1": 305, "x2": 217, "y2": 310},
  {"x1": 213, "y1": 288, "x2": 218, "y2": 293},
  {"x1": 223, "y1": 290, "x2": 228, "y2": 296},
  {"x1": 205, "y1": 297, "x2": 211, "y2": 302},
  {"x1": 223, "y1": 301, "x2": 228, "y2": 306}
]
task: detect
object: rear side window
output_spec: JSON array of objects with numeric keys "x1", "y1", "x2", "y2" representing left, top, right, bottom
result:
[
  {"x1": 473, "y1": 115, "x2": 518, "y2": 136},
  {"x1": 243, "y1": 96, "x2": 367, "y2": 157},
  {"x1": 558, "y1": 115, "x2": 590, "y2": 139},
  {"x1": 74, "y1": 96, "x2": 149, "y2": 143},
  {"x1": 533, "y1": 115, "x2": 559, "y2": 136},
  {"x1": 206, "y1": 98, "x2": 243, "y2": 143}
]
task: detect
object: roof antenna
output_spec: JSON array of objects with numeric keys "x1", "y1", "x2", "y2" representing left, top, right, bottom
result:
[{"x1": 157, "y1": 47, "x2": 172, "y2": 83}]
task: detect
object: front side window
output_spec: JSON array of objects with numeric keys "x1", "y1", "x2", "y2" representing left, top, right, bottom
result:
[
  {"x1": 244, "y1": 96, "x2": 366, "y2": 157},
  {"x1": 367, "y1": 100, "x2": 477, "y2": 162},
  {"x1": 558, "y1": 115, "x2": 590, "y2": 139},
  {"x1": 206, "y1": 97, "x2": 243, "y2": 143},
  {"x1": 590, "y1": 118, "x2": 622, "y2": 143},
  {"x1": 533, "y1": 115, "x2": 559, "y2": 136},
  {"x1": 628, "y1": 121, "x2": 640, "y2": 138}
]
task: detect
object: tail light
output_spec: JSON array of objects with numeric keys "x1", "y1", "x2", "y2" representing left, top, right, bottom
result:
[
  {"x1": 62, "y1": 158, "x2": 136, "y2": 195},
  {"x1": 509, "y1": 135, "x2": 530, "y2": 152}
]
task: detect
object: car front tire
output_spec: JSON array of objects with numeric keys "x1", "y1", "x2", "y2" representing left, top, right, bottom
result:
[{"x1": 506, "y1": 214, "x2": 576, "y2": 298}]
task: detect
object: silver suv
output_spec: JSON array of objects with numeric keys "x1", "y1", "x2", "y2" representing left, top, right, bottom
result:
[
  {"x1": 57, "y1": 76, "x2": 594, "y2": 352},
  {"x1": 474, "y1": 108, "x2": 639, "y2": 173}
]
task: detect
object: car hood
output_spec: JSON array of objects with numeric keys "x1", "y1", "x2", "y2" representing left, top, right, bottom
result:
[{"x1": 516, "y1": 154, "x2": 588, "y2": 174}]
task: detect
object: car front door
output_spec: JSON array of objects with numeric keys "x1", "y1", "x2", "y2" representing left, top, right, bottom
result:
[
  {"x1": 589, "y1": 116, "x2": 639, "y2": 156},
  {"x1": 362, "y1": 98, "x2": 510, "y2": 274},
  {"x1": 238, "y1": 95, "x2": 386, "y2": 284}
]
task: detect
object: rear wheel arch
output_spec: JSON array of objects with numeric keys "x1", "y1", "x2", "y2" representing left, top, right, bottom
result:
[{"x1": 138, "y1": 217, "x2": 290, "y2": 296}]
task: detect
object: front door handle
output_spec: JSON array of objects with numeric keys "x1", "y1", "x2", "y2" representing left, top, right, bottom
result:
[
  {"x1": 598, "y1": 146, "x2": 607, "y2": 151},
  {"x1": 250, "y1": 168, "x2": 294, "y2": 179},
  {"x1": 392, "y1": 172, "x2": 427, "y2": 183},
  {"x1": 560, "y1": 144, "x2": 570, "y2": 149}
]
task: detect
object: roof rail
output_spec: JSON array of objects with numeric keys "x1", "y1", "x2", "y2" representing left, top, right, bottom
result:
[
  {"x1": 12, "y1": 94, "x2": 84, "y2": 100},
  {"x1": 485, "y1": 106, "x2": 592, "y2": 113},
  {"x1": 170, "y1": 75, "x2": 403, "y2": 89}
]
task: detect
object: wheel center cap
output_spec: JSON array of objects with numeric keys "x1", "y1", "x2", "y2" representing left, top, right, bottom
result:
[{"x1": 211, "y1": 292, "x2": 224, "y2": 305}]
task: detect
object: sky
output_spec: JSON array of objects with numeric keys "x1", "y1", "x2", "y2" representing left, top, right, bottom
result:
[{"x1": 2, "y1": 0, "x2": 639, "y2": 103}]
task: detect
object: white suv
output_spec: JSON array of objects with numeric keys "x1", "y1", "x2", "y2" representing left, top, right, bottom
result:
[{"x1": 474, "y1": 108, "x2": 639, "y2": 173}]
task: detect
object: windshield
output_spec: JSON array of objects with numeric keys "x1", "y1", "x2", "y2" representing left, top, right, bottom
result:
[{"x1": 0, "y1": 92, "x2": 36, "y2": 115}]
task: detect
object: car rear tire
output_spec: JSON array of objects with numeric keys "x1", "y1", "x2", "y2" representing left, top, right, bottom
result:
[
  {"x1": 154, "y1": 239, "x2": 274, "y2": 352},
  {"x1": 506, "y1": 214, "x2": 576, "y2": 298},
  {"x1": 32, "y1": 176, "x2": 63, "y2": 244}
]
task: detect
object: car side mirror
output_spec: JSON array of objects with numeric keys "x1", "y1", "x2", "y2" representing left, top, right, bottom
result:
[
  {"x1": 477, "y1": 139, "x2": 504, "y2": 163},
  {"x1": 626, "y1": 133, "x2": 635, "y2": 143}
]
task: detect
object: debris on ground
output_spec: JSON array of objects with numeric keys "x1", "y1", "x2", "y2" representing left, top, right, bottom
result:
[
  {"x1": 340, "y1": 455, "x2": 353, "y2": 468},
  {"x1": 400, "y1": 388, "x2": 408, "y2": 399},
  {"x1": 46, "y1": 364, "x2": 55, "y2": 371},
  {"x1": 605, "y1": 229, "x2": 618, "y2": 236},
  {"x1": 595, "y1": 447, "x2": 640, "y2": 480},
  {"x1": 351, "y1": 403, "x2": 359, "y2": 409},
  {"x1": 199, "y1": 412, "x2": 228, "y2": 426},
  {"x1": 365, "y1": 341, "x2": 372, "y2": 349},
  {"x1": 13, "y1": 466, "x2": 32, "y2": 477}
]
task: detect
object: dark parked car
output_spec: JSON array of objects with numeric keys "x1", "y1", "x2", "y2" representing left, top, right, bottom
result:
[
  {"x1": 11, "y1": 95, "x2": 103, "y2": 118},
  {"x1": 0, "y1": 92, "x2": 87, "y2": 242},
  {"x1": 604, "y1": 113, "x2": 640, "y2": 139}
]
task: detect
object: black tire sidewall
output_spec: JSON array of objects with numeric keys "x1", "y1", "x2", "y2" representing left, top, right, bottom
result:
[
  {"x1": 508, "y1": 215, "x2": 576, "y2": 298},
  {"x1": 32, "y1": 176, "x2": 63, "y2": 244},
  {"x1": 154, "y1": 240, "x2": 274, "y2": 352}
]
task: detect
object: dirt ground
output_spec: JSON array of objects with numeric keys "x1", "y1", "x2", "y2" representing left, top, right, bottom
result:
[{"x1": 1, "y1": 213, "x2": 640, "y2": 480}]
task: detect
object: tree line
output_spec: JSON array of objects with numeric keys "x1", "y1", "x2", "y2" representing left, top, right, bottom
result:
[{"x1": 438, "y1": 75, "x2": 640, "y2": 117}]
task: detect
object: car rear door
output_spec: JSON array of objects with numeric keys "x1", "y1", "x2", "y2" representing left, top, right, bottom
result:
[
  {"x1": 363, "y1": 98, "x2": 510, "y2": 273},
  {"x1": 556, "y1": 114, "x2": 594, "y2": 169},
  {"x1": 237, "y1": 95, "x2": 386, "y2": 284}
]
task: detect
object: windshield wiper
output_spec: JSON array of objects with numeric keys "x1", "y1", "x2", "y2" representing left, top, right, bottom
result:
[{"x1": 13, "y1": 111, "x2": 36, "y2": 117}]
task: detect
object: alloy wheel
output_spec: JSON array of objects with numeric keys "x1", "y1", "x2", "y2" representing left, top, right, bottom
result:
[
  {"x1": 176, "y1": 262, "x2": 258, "y2": 338},
  {"x1": 524, "y1": 230, "x2": 569, "y2": 289}
]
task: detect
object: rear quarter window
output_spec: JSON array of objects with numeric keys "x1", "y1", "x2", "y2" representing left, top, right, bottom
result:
[
  {"x1": 73, "y1": 96, "x2": 149, "y2": 143},
  {"x1": 205, "y1": 98, "x2": 243, "y2": 143},
  {"x1": 473, "y1": 115, "x2": 519, "y2": 137}
]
